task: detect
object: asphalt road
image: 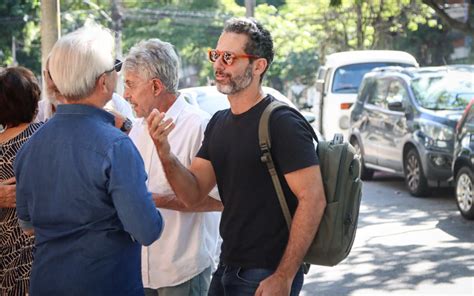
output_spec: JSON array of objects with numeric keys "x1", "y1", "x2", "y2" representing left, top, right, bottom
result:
[{"x1": 301, "y1": 172, "x2": 474, "y2": 296}]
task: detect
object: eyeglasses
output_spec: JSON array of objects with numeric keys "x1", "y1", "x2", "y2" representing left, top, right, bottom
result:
[
  {"x1": 207, "y1": 49, "x2": 259, "y2": 66},
  {"x1": 104, "y1": 59, "x2": 123, "y2": 73}
]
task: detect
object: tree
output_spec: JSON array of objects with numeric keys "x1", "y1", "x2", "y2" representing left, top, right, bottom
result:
[
  {"x1": 0, "y1": 0, "x2": 41, "y2": 72},
  {"x1": 253, "y1": 3, "x2": 320, "y2": 90},
  {"x1": 422, "y1": 0, "x2": 474, "y2": 37},
  {"x1": 121, "y1": 0, "x2": 225, "y2": 86},
  {"x1": 323, "y1": 0, "x2": 435, "y2": 51},
  {"x1": 1, "y1": 0, "x2": 459, "y2": 90},
  {"x1": 256, "y1": 0, "x2": 437, "y2": 92},
  {"x1": 393, "y1": 22, "x2": 453, "y2": 65},
  {"x1": 0, "y1": 0, "x2": 115, "y2": 74},
  {"x1": 235, "y1": 0, "x2": 286, "y2": 8}
]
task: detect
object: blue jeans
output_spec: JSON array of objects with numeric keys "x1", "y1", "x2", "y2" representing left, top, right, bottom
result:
[{"x1": 208, "y1": 264, "x2": 304, "y2": 296}]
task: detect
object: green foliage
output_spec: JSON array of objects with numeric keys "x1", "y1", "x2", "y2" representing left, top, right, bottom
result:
[
  {"x1": 0, "y1": 0, "x2": 40, "y2": 73},
  {"x1": 0, "y1": 0, "x2": 468, "y2": 91},
  {"x1": 421, "y1": 0, "x2": 474, "y2": 37},
  {"x1": 254, "y1": 3, "x2": 320, "y2": 88},
  {"x1": 393, "y1": 23, "x2": 453, "y2": 66},
  {"x1": 60, "y1": 0, "x2": 113, "y2": 33},
  {"x1": 121, "y1": 0, "x2": 224, "y2": 85},
  {"x1": 235, "y1": 0, "x2": 286, "y2": 8},
  {"x1": 0, "y1": 0, "x2": 114, "y2": 74},
  {"x1": 124, "y1": 0, "x2": 219, "y2": 10}
]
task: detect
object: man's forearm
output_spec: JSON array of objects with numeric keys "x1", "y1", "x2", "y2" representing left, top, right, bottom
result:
[
  {"x1": 274, "y1": 190, "x2": 326, "y2": 279},
  {"x1": 152, "y1": 193, "x2": 223, "y2": 212},
  {"x1": 148, "y1": 110, "x2": 213, "y2": 207},
  {"x1": 159, "y1": 154, "x2": 206, "y2": 207}
]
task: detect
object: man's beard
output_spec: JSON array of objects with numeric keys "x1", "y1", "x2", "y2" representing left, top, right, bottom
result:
[{"x1": 216, "y1": 64, "x2": 253, "y2": 95}]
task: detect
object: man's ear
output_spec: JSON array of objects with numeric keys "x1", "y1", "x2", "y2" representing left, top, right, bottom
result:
[
  {"x1": 97, "y1": 74, "x2": 109, "y2": 93},
  {"x1": 254, "y1": 58, "x2": 268, "y2": 77},
  {"x1": 152, "y1": 78, "x2": 164, "y2": 96}
]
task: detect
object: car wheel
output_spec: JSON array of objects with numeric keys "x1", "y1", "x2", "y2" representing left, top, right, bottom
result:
[
  {"x1": 350, "y1": 138, "x2": 374, "y2": 180},
  {"x1": 455, "y1": 167, "x2": 474, "y2": 220},
  {"x1": 404, "y1": 148, "x2": 429, "y2": 197}
]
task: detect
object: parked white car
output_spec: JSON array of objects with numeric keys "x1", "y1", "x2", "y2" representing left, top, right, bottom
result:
[
  {"x1": 314, "y1": 50, "x2": 418, "y2": 141},
  {"x1": 180, "y1": 85, "x2": 321, "y2": 139}
]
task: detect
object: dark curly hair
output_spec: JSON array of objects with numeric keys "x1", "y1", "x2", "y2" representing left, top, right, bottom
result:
[
  {"x1": 223, "y1": 17, "x2": 274, "y2": 83},
  {"x1": 0, "y1": 66, "x2": 40, "y2": 127}
]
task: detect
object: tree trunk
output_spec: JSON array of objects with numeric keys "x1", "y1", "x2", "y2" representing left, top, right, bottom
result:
[
  {"x1": 356, "y1": 2, "x2": 363, "y2": 49},
  {"x1": 41, "y1": 0, "x2": 60, "y2": 101}
]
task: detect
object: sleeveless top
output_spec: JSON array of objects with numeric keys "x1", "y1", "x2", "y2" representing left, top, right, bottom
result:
[{"x1": 0, "y1": 122, "x2": 43, "y2": 295}]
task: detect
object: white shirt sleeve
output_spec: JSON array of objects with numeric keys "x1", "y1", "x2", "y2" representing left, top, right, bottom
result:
[{"x1": 104, "y1": 93, "x2": 135, "y2": 119}]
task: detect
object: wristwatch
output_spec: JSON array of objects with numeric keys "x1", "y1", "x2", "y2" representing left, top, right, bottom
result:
[{"x1": 120, "y1": 117, "x2": 133, "y2": 133}]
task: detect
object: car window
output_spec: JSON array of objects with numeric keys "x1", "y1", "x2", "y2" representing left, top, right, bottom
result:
[
  {"x1": 411, "y1": 71, "x2": 474, "y2": 110},
  {"x1": 332, "y1": 62, "x2": 413, "y2": 94},
  {"x1": 367, "y1": 78, "x2": 390, "y2": 108},
  {"x1": 386, "y1": 80, "x2": 408, "y2": 105}
]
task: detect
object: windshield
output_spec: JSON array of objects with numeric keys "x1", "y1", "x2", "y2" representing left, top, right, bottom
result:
[
  {"x1": 411, "y1": 71, "x2": 474, "y2": 110},
  {"x1": 332, "y1": 62, "x2": 414, "y2": 94}
]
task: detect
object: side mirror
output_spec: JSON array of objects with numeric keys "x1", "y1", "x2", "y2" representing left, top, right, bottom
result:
[
  {"x1": 387, "y1": 101, "x2": 404, "y2": 112},
  {"x1": 300, "y1": 102, "x2": 313, "y2": 110}
]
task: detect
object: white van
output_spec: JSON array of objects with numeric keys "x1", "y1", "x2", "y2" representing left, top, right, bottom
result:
[{"x1": 314, "y1": 50, "x2": 418, "y2": 141}]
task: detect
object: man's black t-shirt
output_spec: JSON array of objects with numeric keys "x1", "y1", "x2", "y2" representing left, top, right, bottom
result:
[{"x1": 196, "y1": 95, "x2": 319, "y2": 269}]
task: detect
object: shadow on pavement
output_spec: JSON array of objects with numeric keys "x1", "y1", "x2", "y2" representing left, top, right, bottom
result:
[
  {"x1": 301, "y1": 173, "x2": 473, "y2": 295},
  {"x1": 302, "y1": 243, "x2": 474, "y2": 295},
  {"x1": 436, "y1": 216, "x2": 474, "y2": 242}
]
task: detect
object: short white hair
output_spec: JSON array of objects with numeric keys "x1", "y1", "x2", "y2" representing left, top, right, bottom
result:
[
  {"x1": 48, "y1": 24, "x2": 115, "y2": 101},
  {"x1": 124, "y1": 39, "x2": 179, "y2": 93}
]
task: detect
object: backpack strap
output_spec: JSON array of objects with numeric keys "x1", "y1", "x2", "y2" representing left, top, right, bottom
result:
[
  {"x1": 259, "y1": 100, "x2": 317, "y2": 274},
  {"x1": 259, "y1": 101, "x2": 293, "y2": 229},
  {"x1": 258, "y1": 100, "x2": 318, "y2": 229}
]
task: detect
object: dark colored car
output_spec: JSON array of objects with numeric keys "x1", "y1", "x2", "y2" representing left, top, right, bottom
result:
[
  {"x1": 350, "y1": 66, "x2": 474, "y2": 197},
  {"x1": 452, "y1": 99, "x2": 474, "y2": 220}
]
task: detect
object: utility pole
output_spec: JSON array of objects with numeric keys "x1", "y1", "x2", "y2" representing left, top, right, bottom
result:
[
  {"x1": 245, "y1": 0, "x2": 255, "y2": 17},
  {"x1": 111, "y1": 0, "x2": 123, "y2": 59},
  {"x1": 11, "y1": 36, "x2": 17, "y2": 66},
  {"x1": 111, "y1": 0, "x2": 124, "y2": 94},
  {"x1": 40, "y1": 0, "x2": 60, "y2": 101},
  {"x1": 83, "y1": 0, "x2": 123, "y2": 94},
  {"x1": 41, "y1": 0, "x2": 60, "y2": 70}
]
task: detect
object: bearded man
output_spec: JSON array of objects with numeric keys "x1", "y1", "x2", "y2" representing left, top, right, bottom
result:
[{"x1": 147, "y1": 18, "x2": 327, "y2": 296}]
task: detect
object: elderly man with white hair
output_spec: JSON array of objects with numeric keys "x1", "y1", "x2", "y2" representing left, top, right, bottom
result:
[
  {"x1": 123, "y1": 38, "x2": 222, "y2": 296},
  {"x1": 37, "y1": 56, "x2": 135, "y2": 133},
  {"x1": 14, "y1": 25, "x2": 164, "y2": 295}
]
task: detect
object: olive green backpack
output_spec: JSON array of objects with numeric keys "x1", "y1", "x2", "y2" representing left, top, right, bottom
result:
[{"x1": 258, "y1": 100, "x2": 362, "y2": 267}]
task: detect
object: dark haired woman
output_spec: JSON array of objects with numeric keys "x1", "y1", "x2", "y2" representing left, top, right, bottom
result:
[{"x1": 0, "y1": 66, "x2": 43, "y2": 295}]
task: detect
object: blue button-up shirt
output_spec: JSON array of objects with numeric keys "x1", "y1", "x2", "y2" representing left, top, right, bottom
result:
[{"x1": 14, "y1": 104, "x2": 163, "y2": 295}]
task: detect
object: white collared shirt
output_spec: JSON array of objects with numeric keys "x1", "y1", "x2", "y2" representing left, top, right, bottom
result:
[{"x1": 129, "y1": 95, "x2": 221, "y2": 288}]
